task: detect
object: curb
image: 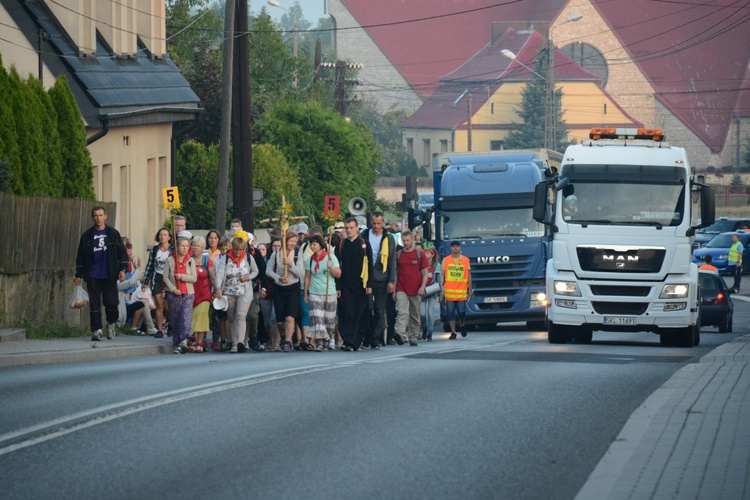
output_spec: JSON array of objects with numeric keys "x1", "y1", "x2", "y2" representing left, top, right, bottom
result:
[{"x1": 0, "y1": 344, "x2": 173, "y2": 368}]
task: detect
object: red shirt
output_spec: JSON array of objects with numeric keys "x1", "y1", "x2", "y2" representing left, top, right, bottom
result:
[
  {"x1": 193, "y1": 259, "x2": 214, "y2": 305},
  {"x1": 396, "y1": 248, "x2": 429, "y2": 295},
  {"x1": 175, "y1": 255, "x2": 190, "y2": 294}
]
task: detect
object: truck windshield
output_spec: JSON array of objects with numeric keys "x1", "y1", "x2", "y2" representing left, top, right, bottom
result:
[
  {"x1": 443, "y1": 208, "x2": 545, "y2": 239},
  {"x1": 561, "y1": 182, "x2": 685, "y2": 226}
]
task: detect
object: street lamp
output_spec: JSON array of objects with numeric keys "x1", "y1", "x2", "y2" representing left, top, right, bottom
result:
[
  {"x1": 546, "y1": 13, "x2": 583, "y2": 151},
  {"x1": 501, "y1": 49, "x2": 545, "y2": 79},
  {"x1": 267, "y1": 0, "x2": 298, "y2": 87}
]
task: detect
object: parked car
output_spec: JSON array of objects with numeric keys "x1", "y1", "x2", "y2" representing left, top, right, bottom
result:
[
  {"x1": 417, "y1": 192, "x2": 434, "y2": 211},
  {"x1": 698, "y1": 271, "x2": 733, "y2": 332},
  {"x1": 694, "y1": 217, "x2": 750, "y2": 250},
  {"x1": 692, "y1": 231, "x2": 750, "y2": 275}
]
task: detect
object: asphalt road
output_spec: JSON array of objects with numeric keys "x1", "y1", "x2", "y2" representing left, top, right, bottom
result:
[{"x1": 1, "y1": 307, "x2": 746, "y2": 499}]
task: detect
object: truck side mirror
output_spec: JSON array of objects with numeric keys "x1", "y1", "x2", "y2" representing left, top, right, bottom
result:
[
  {"x1": 533, "y1": 182, "x2": 548, "y2": 222},
  {"x1": 698, "y1": 185, "x2": 715, "y2": 228}
]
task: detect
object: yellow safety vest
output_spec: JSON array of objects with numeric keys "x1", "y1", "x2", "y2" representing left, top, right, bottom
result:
[
  {"x1": 442, "y1": 255, "x2": 470, "y2": 301},
  {"x1": 729, "y1": 241, "x2": 742, "y2": 264}
]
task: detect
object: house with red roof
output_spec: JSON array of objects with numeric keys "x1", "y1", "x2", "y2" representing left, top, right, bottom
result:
[
  {"x1": 328, "y1": 0, "x2": 750, "y2": 168},
  {"x1": 400, "y1": 28, "x2": 640, "y2": 168}
]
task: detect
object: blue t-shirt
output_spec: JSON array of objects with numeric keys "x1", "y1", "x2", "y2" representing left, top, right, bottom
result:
[{"x1": 90, "y1": 228, "x2": 109, "y2": 279}]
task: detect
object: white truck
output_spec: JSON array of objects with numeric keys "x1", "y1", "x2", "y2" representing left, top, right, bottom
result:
[{"x1": 533, "y1": 128, "x2": 715, "y2": 347}]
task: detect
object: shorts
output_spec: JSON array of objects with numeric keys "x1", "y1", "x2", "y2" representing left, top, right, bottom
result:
[
  {"x1": 151, "y1": 273, "x2": 165, "y2": 295},
  {"x1": 444, "y1": 300, "x2": 466, "y2": 321},
  {"x1": 273, "y1": 282, "x2": 301, "y2": 321}
]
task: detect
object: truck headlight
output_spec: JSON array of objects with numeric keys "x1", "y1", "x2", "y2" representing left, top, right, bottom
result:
[
  {"x1": 660, "y1": 284, "x2": 689, "y2": 299},
  {"x1": 554, "y1": 281, "x2": 581, "y2": 297}
]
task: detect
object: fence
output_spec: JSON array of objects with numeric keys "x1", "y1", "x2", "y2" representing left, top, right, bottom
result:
[
  {"x1": 711, "y1": 185, "x2": 750, "y2": 208},
  {"x1": 0, "y1": 193, "x2": 116, "y2": 327}
]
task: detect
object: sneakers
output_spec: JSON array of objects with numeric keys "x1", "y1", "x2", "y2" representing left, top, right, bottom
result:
[
  {"x1": 371, "y1": 344, "x2": 380, "y2": 350},
  {"x1": 449, "y1": 332, "x2": 457, "y2": 339},
  {"x1": 328, "y1": 338, "x2": 336, "y2": 350},
  {"x1": 173, "y1": 346, "x2": 182, "y2": 354},
  {"x1": 394, "y1": 333, "x2": 405, "y2": 345},
  {"x1": 409, "y1": 341, "x2": 418, "y2": 346},
  {"x1": 237, "y1": 342, "x2": 247, "y2": 353},
  {"x1": 460, "y1": 324, "x2": 468, "y2": 337},
  {"x1": 107, "y1": 324, "x2": 116, "y2": 339},
  {"x1": 229, "y1": 345, "x2": 238, "y2": 353},
  {"x1": 146, "y1": 326, "x2": 158, "y2": 336},
  {"x1": 212, "y1": 340, "x2": 220, "y2": 352},
  {"x1": 91, "y1": 329, "x2": 103, "y2": 341},
  {"x1": 281, "y1": 341, "x2": 293, "y2": 352},
  {"x1": 179, "y1": 339, "x2": 189, "y2": 354},
  {"x1": 154, "y1": 330, "x2": 164, "y2": 339}
]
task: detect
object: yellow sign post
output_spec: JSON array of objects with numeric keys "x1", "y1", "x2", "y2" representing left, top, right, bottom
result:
[{"x1": 162, "y1": 186, "x2": 181, "y2": 209}]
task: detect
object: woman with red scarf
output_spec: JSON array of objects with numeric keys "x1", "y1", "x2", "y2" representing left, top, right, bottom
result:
[
  {"x1": 304, "y1": 234, "x2": 341, "y2": 351},
  {"x1": 215, "y1": 236, "x2": 259, "y2": 353},
  {"x1": 163, "y1": 236, "x2": 197, "y2": 353}
]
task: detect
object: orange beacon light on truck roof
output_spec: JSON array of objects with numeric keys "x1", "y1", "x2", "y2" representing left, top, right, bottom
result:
[{"x1": 589, "y1": 128, "x2": 665, "y2": 141}]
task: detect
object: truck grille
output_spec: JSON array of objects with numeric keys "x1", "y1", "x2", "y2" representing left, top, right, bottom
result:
[
  {"x1": 577, "y1": 246, "x2": 665, "y2": 273},
  {"x1": 592, "y1": 302, "x2": 649, "y2": 315},
  {"x1": 589, "y1": 285, "x2": 651, "y2": 296}
]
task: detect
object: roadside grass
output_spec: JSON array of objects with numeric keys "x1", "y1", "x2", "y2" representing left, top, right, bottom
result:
[{"x1": 19, "y1": 319, "x2": 143, "y2": 339}]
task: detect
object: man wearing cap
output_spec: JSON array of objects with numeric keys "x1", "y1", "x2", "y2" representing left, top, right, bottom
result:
[
  {"x1": 441, "y1": 240, "x2": 472, "y2": 338},
  {"x1": 297, "y1": 222, "x2": 310, "y2": 240},
  {"x1": 360, "y1": 211, "x2": 398, "y2": 348}
]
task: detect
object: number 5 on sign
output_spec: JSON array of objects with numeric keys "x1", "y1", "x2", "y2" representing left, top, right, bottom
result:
[{"x1": 162, "y1": 186, "x2": 181, "y2": 209}]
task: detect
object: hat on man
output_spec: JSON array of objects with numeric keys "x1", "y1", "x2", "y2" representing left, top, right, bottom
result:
[
  {"x1": 450, "y1": 240, "x2": 461, "y2": 247},
  {"x1": 334, "y1": 221, "x2": 345, "y2": 232},
  {"x1": 233, "y1": 229, "x2": 249, "y2": 243},
  {"x1": 177, "y1": 230, "x2": 193, "y2": 240},
  {"x1": 297, "y1": 222, "x2": 309, "y2": 234}
]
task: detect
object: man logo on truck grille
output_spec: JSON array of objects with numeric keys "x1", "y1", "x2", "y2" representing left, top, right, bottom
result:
[
  {"x1": 477, "y1": 256, "x2": 511, "y2": 264},
  {"x1": 603, "y1": 254, "x2": 639, "y2": 269}
]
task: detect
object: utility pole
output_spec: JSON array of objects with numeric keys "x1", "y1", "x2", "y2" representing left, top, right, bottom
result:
[
  {"x1": 322, "y1": 61, "x2": 362, "y2": 117},
  {"x1": 216, "y1": 0, "x2": 235, "y2": 230},
  {"x1": 232, "y1": 0, "x2": 254, "y2": 230},
  {"x1": 467, "y1": 92, "x2": 473, "y2": 152}
]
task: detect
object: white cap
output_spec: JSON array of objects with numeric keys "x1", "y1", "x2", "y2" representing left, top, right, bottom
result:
[
  {"x1": 177, "y1": 230, "x2": 193, "y2": 240},
  {"x1": 297, "y1": 222, "x2": 309, "y2": 234}
]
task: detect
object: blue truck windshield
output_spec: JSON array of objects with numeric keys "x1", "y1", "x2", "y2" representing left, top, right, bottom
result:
[
  {"x1": 443, "y1": 208, "x2": 544, "y2": 239},
  {"x1": 561, "y1": 182, "x2": 685, "y2": 226}
]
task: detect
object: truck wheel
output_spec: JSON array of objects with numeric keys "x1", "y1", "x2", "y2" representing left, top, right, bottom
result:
[
  {"x1": 659, "y1": 333, "x2": 674, "y2": 347},
  {"x1": 526, "y1": 321, "x2": 546, "y2": 331},
  {"x1": 673, "y1": 326, "x2": 696, "y2": 348},
  {"x1": 573, "y1": 328, "x2": 593, "y2": 344},
  {"x1": 548, "y1": 322, "x2": 572, "y2": 344}
]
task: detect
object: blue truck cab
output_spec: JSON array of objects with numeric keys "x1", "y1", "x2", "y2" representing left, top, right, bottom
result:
[{"x1": 432, "y1": 150, "x2": 561, "y2": 330}]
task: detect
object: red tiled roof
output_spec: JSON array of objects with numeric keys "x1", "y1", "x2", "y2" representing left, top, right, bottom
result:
[
  {"x1": 340, "y1": 0, "x2": 568, "y2": 98},
  {"x1": 341, "y1": 0, "x2": 750, "y2": 152},
  {"x1": 403, "y1": 29, "x2": 602, "y2": 129}
]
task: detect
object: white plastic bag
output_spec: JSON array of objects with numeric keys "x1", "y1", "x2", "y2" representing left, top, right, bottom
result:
[
  {"x1": 68, "y1": 285, "x2": 89, "y2": 309},
  {"x1": 132, "y1": 284, "x2": 156, "y2": 310}
]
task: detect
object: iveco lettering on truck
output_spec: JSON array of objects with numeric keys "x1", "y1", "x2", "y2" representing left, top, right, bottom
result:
[
  {"x1": 431, "y1": 149, "x2": 561, "y2": 330},
  {"x1": 532, "y1": 128, "x2": 715, "y2": 347}
]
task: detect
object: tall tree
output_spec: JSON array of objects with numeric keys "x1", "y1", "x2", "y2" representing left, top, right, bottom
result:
[
  {"x1": 255, "y1": 99, "x2": 380, "y2": 213},
  {"x1": 49, "y1": 75, "x2": 95, "y2": 199},
  {"x1": 28, "y1": 77, "x2": 64, "y2": 196},
  {"x1": 504, "y1": 48, "x2": 570, "y2": 152},
  {"x1": 8, "y1": 67, "x2": 47, "y2": 194},
  {"x1": 0, "y1": 58, "x2": 22, "y2": 193}
]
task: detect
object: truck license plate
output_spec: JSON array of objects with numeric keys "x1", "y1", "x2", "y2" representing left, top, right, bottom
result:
[
  {"x1": 484, "y1": 297, "x2": 508, "y2": 303},
  {"x1": 603, "y1": 316, "x2": 637, "y2": 325}
]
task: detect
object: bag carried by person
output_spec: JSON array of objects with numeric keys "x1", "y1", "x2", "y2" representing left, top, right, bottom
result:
[
  {"x1": 68, "y1": 285, "x2": 89, "y2": 309},
  {"x1": 132, "y1": 284, "x2": 156, "y2": 310}
]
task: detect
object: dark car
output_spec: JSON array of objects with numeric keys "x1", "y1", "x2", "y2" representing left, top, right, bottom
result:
[
  {"x1": 692, "y1": 231, "x2": 750, "y2": 275},
  {"x1": 698, "y1": 271, "x2": 733, "y2": 332},
  {"x1": 694, "y1": 217, "x2": 750, "y2": 250}
]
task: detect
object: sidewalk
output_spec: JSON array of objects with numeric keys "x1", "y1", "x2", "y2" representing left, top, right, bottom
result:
[
  {"x1": 576, "y1": 333, "x2": 750, "y2": 499},
  {"x1": 0, "y1": 330, "x2": 172, "y2": 367}
]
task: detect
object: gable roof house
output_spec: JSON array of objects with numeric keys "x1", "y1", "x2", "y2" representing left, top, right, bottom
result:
[
  {"x1": 0, "y1": 0, "x2": 199, "y2": 258},
  {"x1": 401, "y1": 28, "x2": 640, "y2": 168},
  {"x1": 328, "y1": 0, "x2": 750, "y2": 169}
]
